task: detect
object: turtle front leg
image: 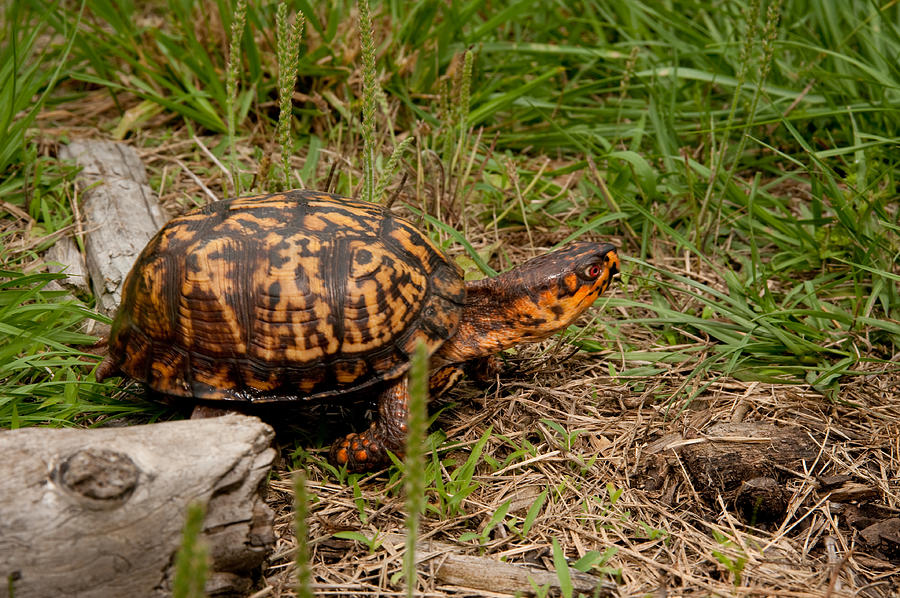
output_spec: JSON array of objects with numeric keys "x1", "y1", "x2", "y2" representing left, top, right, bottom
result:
[
  {"x1": 428, "y1": 355, "x2": 503, "y2": 398},
  {"x1": 329, "y1": 377, "x2": 409, "y2": 472},
  {"x1": 429, "y1": 364, "x2": 466, "y2": 397}
]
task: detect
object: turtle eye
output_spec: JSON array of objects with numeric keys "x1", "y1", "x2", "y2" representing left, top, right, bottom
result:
[{"x1": 585, "y1": 264, "x2": 603, "y2": 279}]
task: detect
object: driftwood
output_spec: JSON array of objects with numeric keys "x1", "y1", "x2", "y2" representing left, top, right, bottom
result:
[
  {"x1": 379, "y1": 533, "x2": 617, "y2": 597},
  {"x1": 0, "y1": 414, "x2": 276, "y2": 598},
  {"x1": 58, "y1": 139, "x2": 168, "y2": 315}
]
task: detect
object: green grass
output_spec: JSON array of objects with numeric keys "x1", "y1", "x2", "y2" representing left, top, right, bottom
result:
[
  {"x1": 2, "y1": 0, "x2": 898, "y2": 421},
  {"x1": 172, "y1": 502, "x2": 209, "y2": 598},
  {"x1": 0, "y1": 271, "x2": 165, "y2": 427}
]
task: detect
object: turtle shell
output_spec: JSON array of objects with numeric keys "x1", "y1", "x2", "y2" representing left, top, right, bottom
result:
[{"x1": 108, "y1": 190, "x2": 466, "y2": 402}]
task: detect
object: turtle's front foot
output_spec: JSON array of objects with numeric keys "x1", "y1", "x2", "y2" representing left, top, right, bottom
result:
[
  {"x1": 466, "y1": 355, "x2": 503, "y2": 386},
  {"x1": 330, "y1": 377, "x2": 409, "y2": 473},
  {"x1": 329, "y1": 425, "x2": 400, "y2": 472}
]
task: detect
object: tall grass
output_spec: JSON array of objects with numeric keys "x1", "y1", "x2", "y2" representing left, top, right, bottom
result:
[
  {"x1": 224, "y1": 0, "x2": 248, "y2": 196},
  {"x1": 1, "y1": 1, "x2": 79, "y2": 177},
  {"x1": 172, "y1": 502, "x2": 209, "y2": 598},
  {"x1": 402, "y1": 341, "x2": 429, "y2": 597},
  {"x1": 3, "y1": 0, "x2": 897, "y2": 413},
  {"x1": 293, "y1": 470, "x2": 313, "y2": 598},
  {"x1": 275, "y1": 4, "x2": 305, "y2": 191},
  {"x1": 1, "y1": 0, "x2": 82, "y2": 245},
  {"x1": 358, "y1": 0, "x2": 377, "y2": 202},
  {"x1": 0, "y1": 272, "x2": 165, "y2": 429}
]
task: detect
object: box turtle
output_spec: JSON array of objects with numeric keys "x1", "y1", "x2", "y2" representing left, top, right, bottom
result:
[{"x1": 97, "y1": 190, "x2": 620, "y2": 472}]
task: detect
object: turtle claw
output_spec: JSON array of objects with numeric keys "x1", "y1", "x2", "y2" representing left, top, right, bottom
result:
[{"x1": 329, "y1": 427, "x2": 396, "y2": 473}]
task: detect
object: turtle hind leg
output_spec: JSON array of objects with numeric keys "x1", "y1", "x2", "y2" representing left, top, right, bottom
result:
[
  {"x1": 329, "y1": 377, "x2": 409, "y2": 473},
  {"x1": 94, "y1": 356, "x2": 120, "y2": 382},
  {"x1": 465, "y1": 355, "x2": 502, "y2": 387}
]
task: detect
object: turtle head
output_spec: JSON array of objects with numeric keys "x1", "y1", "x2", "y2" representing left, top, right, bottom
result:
[
  {"x1": 499, "y1": 241, "x2": 619, "y2": 341},
  {"x1": 436, "y1": 241, "x2": 619, "y2": 363}
]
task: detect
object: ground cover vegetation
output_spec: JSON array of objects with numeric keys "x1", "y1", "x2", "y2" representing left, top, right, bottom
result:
[{"x1": 1, "y1": 0, "x2": 898, "y2": 595}]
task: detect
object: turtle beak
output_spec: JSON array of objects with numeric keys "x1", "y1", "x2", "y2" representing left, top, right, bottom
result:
[
  {"x1": 598, "y1": 244, "x2": 620, "y2": 294},
  {"x1": 603, "y1": 245, "x2": 620, "y2": 277}
]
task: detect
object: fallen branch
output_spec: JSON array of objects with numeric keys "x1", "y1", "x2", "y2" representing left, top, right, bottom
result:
[
  {"x1": 58, "y1": 139, "x2": 168, "y2": 315},
  {"x1": 387, "y1": 532, "x2": 616, "y2": 596},
  {"x1": 0, "y1": 414, "x2": 276, "y2": 598}
]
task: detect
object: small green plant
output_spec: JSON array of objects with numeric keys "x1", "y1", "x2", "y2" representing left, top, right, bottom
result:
[
  {"x1": 172, "y1": 501, "x2": 209, "y2": 598},
  {"x1": 333, "y1": 530, "x2": 383, "y2": 554},
  {"x1": 711, "y1": 530, "x2": 748, "y2": 586},
  {"x1": 293, "y1": 470, "x2": 313, "y2": 598},
  {"x1": 589, "y1": 483, "x2": 668, "y2": 544},
  {"x1": 603, "y1": 483, "x2": 623, "y2": 507},
  {"x1": 509, "y1": 488, "x2": 547, "y2": 540},
  {"x1": 402, "y1": 340, "x2": 429, "y2": 596},
  {"x1": 636, "y1": 520, "x2": 667, "y2": 542},
  {"x1": 274, "y1": 3, "x2": 305, "y2": 191},
  {"x1": 428, "y1": 428, "x2": 491, "y2": 518},
  {"x1": 551, "y1": 538, "x2": 574, "y2": 598},
  {"x1": 572, "y1": 547, "x2": 620, "y2": 578},
  {"x1": 541, "y1": 418, "x2": 581, "y2": 452},
  {"x1": 350, "y1": 477, "x2": 369, "y2": 524},
  {"x1": 483, "y1": 433, "x2": 538, "y2": 471},
  {"x1": 528, "y1": 580, "x2": 551, "y2": 598},
  {"x1": 459, "y1": 499, "x2": 510, "y2": 547}
]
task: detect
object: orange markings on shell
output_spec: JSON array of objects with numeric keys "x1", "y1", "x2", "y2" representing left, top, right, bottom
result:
[
  {"x1": 342, "y1": 239, "x2": 428, "y2": 353},
  {"x1": 107, "y1": 190, "x2": 465, "y2": 403}
]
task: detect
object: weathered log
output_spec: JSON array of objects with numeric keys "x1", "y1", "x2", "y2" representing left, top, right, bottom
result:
[
  {"x1": 0, "y1": 414, "x2": 276, "y2": 598},
  {"x1": 58, "y1": 139, "x2": 168, "y2": 315},
  {"x1": 858, "y1": 518, "x2": 900, "y2": 562},
  {"x1": 45, "y1": 235, "x2": 90, "y2": 294},
  {"x1": 676, "y1": 423, "x2": 819, "y2": 494}
]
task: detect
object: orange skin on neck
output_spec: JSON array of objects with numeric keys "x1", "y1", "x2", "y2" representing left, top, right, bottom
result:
[{"x1": 436, "y1": 243, "x2": 619, "y2": 364}]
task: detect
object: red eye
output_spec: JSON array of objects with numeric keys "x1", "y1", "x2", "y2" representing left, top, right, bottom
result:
[{"x1": 585, "y1": 264, "x2": 602, "y2": 279}]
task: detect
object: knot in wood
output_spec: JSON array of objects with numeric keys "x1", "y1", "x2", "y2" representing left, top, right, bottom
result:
[{"x1": 56, "y1": 448, "x2": 139, "y2": 506}]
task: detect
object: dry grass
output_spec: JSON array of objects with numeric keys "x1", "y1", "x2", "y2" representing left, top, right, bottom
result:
[
  {"x1": 257, "y1": 352, "x2": 899, "y2": 597},
  {"x1": 19, "y1": 75, "x2": 900, "y2": 598}
]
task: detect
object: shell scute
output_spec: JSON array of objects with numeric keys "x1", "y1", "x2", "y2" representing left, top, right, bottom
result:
[{"x1": 108, "y1": 190, "x2": 465, "y2": 402}]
